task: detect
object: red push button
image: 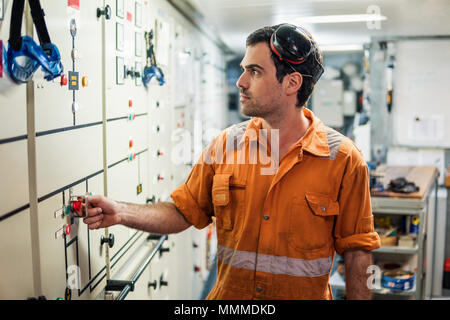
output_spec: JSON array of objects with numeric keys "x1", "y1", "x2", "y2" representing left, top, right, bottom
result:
[
  {"x1": 194, "y1": 265, "x2": 201, "y2": 273},
  {"x1": 157, "y1": 175, "x2": 164, "y2": 181},
  {"x1": 129, "y1": 99, "x2": 133, "y2": 107},
  {"x1": 60, "y1": 74, "x2": 68, "y2": 86},
  {"x1": 71, "y1": 201, "x2": 82, "y2": 212},
  {"x1": 129, "y1": 140, "x2": 133, "y2": 148}
]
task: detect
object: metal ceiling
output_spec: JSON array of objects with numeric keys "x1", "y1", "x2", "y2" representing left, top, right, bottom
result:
[{"x1": 187, "y1": 0, "x2": 450, "y2": 56}]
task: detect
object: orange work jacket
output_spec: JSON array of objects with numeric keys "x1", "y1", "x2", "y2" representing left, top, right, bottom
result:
[{"x1": 171, "y1": 107, "x2": 380, "y2": 299}]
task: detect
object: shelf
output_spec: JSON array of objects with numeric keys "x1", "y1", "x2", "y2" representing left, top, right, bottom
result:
[
  {"x1": 373, "y1": 245, "x2": 419, "y2": 254},
  {"x1": 372, "y1": 207, "x2": 424, "y2": 215},
  {"x1": 329, "y1": 271, "x2": 417, "y2": 297}
]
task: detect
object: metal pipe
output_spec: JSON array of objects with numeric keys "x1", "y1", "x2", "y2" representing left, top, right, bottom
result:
[{"x1": 116, "y1": 235, "x2": 168, "y2": 300}]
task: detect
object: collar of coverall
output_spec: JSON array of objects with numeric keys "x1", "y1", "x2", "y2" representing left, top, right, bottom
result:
[{"x1": 239, "y1": 107, "x2": 331, "y2": 158}]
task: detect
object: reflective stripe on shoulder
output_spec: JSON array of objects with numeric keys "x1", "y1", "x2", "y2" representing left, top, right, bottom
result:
[
  {"x1": 322, "y1": 129, "x2": 344, "y2": 160},
  {"x1": 225, "y1": 120, "x2": 251, "y2": 150},
  {"x1": 217, "y1": 245, "x2": 332, "y2": 278}
]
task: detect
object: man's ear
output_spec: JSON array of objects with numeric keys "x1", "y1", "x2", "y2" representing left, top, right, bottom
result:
[{"x1": 285, "y1": 72, "x2": 303, "y2": 96}]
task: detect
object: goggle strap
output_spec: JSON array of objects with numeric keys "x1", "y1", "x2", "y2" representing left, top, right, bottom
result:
[
  {"x1": 28, "y1": 0, "x2": 52, "y2": 48},
  {"x1": 9, "y1": 0, "x2": 26, "y2": 51},
  {"x1": 9, "y1": 0, "x2": 53, "y2": 51}
]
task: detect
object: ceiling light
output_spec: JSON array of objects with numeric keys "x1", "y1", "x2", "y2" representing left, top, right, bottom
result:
[
  {"x1": 294, "y1": 14, "x2": 387, "y2": 24},
  {"x1": 320, "y1": 44, "x2": 364, "y2": 52}
]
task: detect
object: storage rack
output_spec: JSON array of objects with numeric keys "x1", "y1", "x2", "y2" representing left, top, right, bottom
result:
[{"x1": 330, "y1": 165, "x2": 438, "y2": 299}]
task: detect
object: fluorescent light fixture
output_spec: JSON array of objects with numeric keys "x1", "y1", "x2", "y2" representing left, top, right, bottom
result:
[
  {"x1": 294, "y1": 14, "x2": 387, "y2": 24},
  {"x1": 320, "y1": 44, "x2": 364, "y2": 52}
]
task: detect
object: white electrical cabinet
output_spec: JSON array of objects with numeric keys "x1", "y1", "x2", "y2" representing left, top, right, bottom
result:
[
  {"x1": 0, "y1": 0, "x2": 226, "y2": 300},
  {"x1": 312, "y1": 79, "x2": 344, "y2": 128}
]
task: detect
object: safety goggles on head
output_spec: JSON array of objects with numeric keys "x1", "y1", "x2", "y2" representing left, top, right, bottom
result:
[
  {"x1": 5, "y1": 0, "x2": 63, "y2": 83},
  {"x1": 270, "y1": 23, "x2": 324, "y2": 83}
]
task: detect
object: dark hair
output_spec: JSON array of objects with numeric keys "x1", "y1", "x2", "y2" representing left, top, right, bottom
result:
[{"x1": 246, "y1": 24, "x2": 323, "y2": 107}]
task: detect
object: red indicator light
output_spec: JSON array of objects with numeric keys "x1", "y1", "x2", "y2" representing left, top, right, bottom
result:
[{"x1": 61, "y1": 74, "x2": 68, "y2": 86}]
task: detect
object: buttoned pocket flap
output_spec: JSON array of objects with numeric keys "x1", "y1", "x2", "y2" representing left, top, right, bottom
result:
[
  {"x1": 212, "y1": 173, "x2": 232, "y2": 206},
  {"x1": 305, "y1": 192, "x2": 339, "y2": 216}
]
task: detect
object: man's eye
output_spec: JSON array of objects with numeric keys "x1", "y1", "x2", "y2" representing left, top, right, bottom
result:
[{"x1": 251, "y1": 69, "x2": 259, "y2": 75}]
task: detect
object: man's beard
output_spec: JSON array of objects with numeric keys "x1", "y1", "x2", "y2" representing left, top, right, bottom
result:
[{"x1": 240, "y1": 91, "x2": 281, "y2": 118}]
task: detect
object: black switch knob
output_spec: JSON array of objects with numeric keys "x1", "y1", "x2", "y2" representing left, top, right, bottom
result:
[
  {"x1": 159, "y1": 246, "x2": 170, "y2": 257},
  {"x1": 148, "y1": 280, "x2": 157, "y2": 290},
  {"x1": 147, "y1": 233, "x2": 163, "y2": 240},
  {"x1": 134, "y1": 70, "x2": 141, "y2": 78},
  {"x1": 127, "y1": 68, "x2": 135, "y2": 79},
  {"x1": 97, "y1": 5, "x2": 111, "y2": 19},
  {"x1": 101, "y1": 233, "x2": 115, "y2": 248},
  {"x1": 146, "y1": 195, "x2": 156, "y2": 204},
  {"x1": 159, "y1": 275, "x2": 168, "y2": 287}
]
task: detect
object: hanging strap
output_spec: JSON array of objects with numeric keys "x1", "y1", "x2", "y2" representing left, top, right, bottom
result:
[
  {"x1": 28, "y1": 0, "x2": 52, "y2": 49},
  {"x1": 8, "y1": 0, "x2": 53, "y2": 52},
  {"x1": 9, "y1": 0, "x2": 26, "y2": 50}
]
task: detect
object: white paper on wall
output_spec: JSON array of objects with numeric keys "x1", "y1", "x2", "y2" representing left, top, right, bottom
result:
[{"x1": 408, "y1": 114, "x2": 444, "y2": 142}]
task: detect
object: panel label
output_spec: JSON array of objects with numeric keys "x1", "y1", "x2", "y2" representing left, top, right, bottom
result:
[{"x1": 68, "y1": 0, "x2": 79, "y2": 10}]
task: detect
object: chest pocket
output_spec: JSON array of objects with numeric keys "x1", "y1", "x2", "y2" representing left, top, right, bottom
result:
[
  {"x1": 212, "y1": 173, "x2": 246, "y2": 240},
  {"x1": 288, "y1": 192, "x2": 339, "y2": 252}
]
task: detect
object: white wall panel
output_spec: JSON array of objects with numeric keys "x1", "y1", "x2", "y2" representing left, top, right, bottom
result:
[
  {"x1": 35, "y1": 126, "x2": 103, "y2": 198},
  {"x1": 0, "y1": 141, "x2": 29, "y2": 213},
  {"x1": 0, "y1": 210, "x2": 34, "y2": 299}
]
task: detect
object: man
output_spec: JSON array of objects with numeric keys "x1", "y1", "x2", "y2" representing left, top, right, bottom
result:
[{"x1": 82, "y1": 24, "x2": 380, "y2": 299}]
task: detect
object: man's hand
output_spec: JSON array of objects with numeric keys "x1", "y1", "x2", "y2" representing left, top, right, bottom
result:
[
  {"x1": 77, "y1": 195, "x2": 122, "y2": 230},
  {"x1": 76, "y1": 195, "x2": 191, "y2": 234}
]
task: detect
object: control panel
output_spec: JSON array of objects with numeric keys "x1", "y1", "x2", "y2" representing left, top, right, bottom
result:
[{"x1": 0, "y1": 0, "x2": 226, "y2": 300}]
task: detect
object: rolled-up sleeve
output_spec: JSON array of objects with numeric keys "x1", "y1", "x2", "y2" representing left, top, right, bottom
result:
[
  {"x1": 334, "y1": 152, "x2": 381, "y2": 255},
  {"x1": 171, "y1": 134, "x2": 225, "y2": 229},
  {"x1": 171, "y1": 161, "x2": 214, "y2": 229}
]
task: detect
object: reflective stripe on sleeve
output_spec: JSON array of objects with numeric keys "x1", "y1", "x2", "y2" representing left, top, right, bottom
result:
[{"x1": 217, "y1": 245, "x2": 332, "y2": 278}]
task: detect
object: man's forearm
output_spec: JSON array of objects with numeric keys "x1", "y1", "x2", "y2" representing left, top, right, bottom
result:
[
  {"x1": 344, "y1": 249, "x2": 373, "y2": 300},
  {"x1": 117, "y1": 201, "x2": 191, "y2": 234}
]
